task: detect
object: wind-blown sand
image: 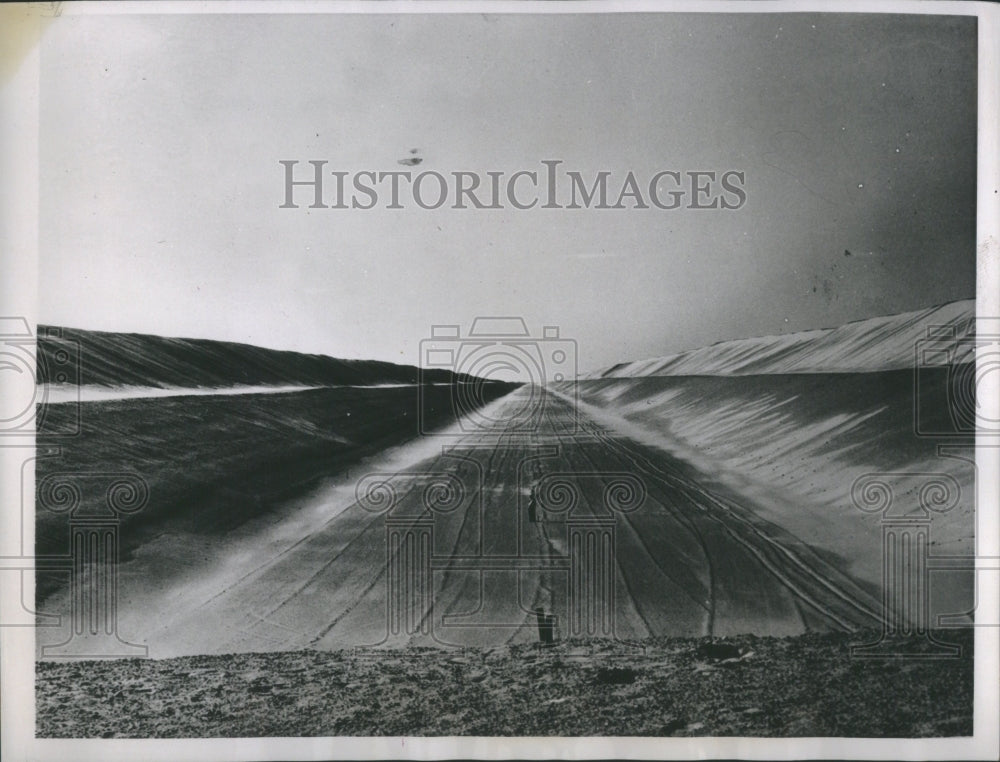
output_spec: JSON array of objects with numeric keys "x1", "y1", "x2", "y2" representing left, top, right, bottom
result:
[
  {"x1": 33, "y1": 303, "x2": 978, "y2": 738},
  {"x1": 39, "y1": 386, "x2": 903, "y2": 659},
  {"x1": 562, "y1": 371, "x2": 974, "y2": 616},
  {"x1": 560, "y1": 300, "x2": 976, "y2": 626},
  {"x1": 592, "y1": 299, "x2": 974, "y2": 377}
]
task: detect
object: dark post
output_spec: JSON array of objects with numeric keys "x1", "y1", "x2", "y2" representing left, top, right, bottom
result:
[{"x1": 535, "y1": 607, "x2": 554, "y2": 645}]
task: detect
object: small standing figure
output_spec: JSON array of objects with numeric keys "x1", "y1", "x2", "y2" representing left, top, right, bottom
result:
[
  {"x1": 535, "y1": 607, "x2": 556, "y2": 645},
  {"x1": 527, "y1": 485, "x2": 538, "y2": 523}
]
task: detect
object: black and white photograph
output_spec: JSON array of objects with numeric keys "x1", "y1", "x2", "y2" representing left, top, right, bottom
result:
[{"x1": 1, "y1": 1, "x2": 998, "y2": 759}]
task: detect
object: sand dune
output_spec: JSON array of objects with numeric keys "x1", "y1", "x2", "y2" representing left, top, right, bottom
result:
[
  {"x1": 557, "y1": 302, "x2": 977, "y2": 634},
  {"x1": 34, "y1": 303, "x2": 976, "y2": 660},
  {"x1": 36, "y1": 325, "x2": 471, "y2": 388},
  {"x1": 593, "y1": 299, "x2": 974, "y2": 377},
  {"x1": 561, "y1": 374, "x2": 974, "y2": 619}
]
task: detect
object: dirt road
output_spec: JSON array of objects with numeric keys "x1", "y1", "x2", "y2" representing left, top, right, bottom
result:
[{"x1": 42, "y1": 386, "x2": 884, "y2": 657}]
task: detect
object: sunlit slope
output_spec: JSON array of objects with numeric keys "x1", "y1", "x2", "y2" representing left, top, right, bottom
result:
[
  {"x1": 566, "y1": 301, "x2": 977, "y2": 617},
  {"x1": 592, "y1": 299, "x2": 974, "y2": 378}
]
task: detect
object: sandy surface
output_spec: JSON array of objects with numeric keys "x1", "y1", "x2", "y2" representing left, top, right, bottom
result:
[
  {"x1": 565, "y1": 371, "x2": 975, "y2": 617},
  {"x1": 592, "y1": 299, "x2": 973, "y2": 377},
  {"x1": 39, "y1": 387, "x2": 888, "y2": 658},
  {"x1": 36, "y1": 629, "x2": 973, "y2": 738},
  {"x1": 30, "y1": 320, "x2": 980, "y2": 739},
  {"x1": 33, "y1": 383, "x2": 512, "y2": 606}
]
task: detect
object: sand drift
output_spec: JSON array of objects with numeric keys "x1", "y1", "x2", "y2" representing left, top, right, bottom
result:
[{"x1": 36, "y1": 385, "x2": 905, "y2": 658}]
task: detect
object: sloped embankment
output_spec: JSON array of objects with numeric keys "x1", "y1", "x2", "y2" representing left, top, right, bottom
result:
[
  {"x1": 34, "y1": 325, "x2": 518, "y2": 606},
  {"x1": 593, "y1": 299, "x2": 974, "y2": 377},
  {"x1": 563, "y1": 300, "x2": 976, "y2": 619},
  {"x1": 35, "y1": 383, "x2": 517, "y2": 606},
  {"x1": 36, "y1": 325, "x2": 470, "y2": 388}
]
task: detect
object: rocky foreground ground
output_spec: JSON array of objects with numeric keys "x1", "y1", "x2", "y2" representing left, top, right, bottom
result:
[{"x1": 36, "y1": 629, "x2": 973, "y2": 738}]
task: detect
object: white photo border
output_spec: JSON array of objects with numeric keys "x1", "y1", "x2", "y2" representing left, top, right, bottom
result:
[{"x1": 1, "y1": 1, "x2": 997, "y2": 760}]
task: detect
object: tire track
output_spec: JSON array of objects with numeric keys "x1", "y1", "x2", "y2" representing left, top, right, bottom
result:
[{"x1": 570, "y1": 400, "x2": 883, "y2": 630}]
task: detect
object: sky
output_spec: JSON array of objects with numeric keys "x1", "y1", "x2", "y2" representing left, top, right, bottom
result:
[{"x1": 38, "y1": 10, "x2": 978, "y2": 375}]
